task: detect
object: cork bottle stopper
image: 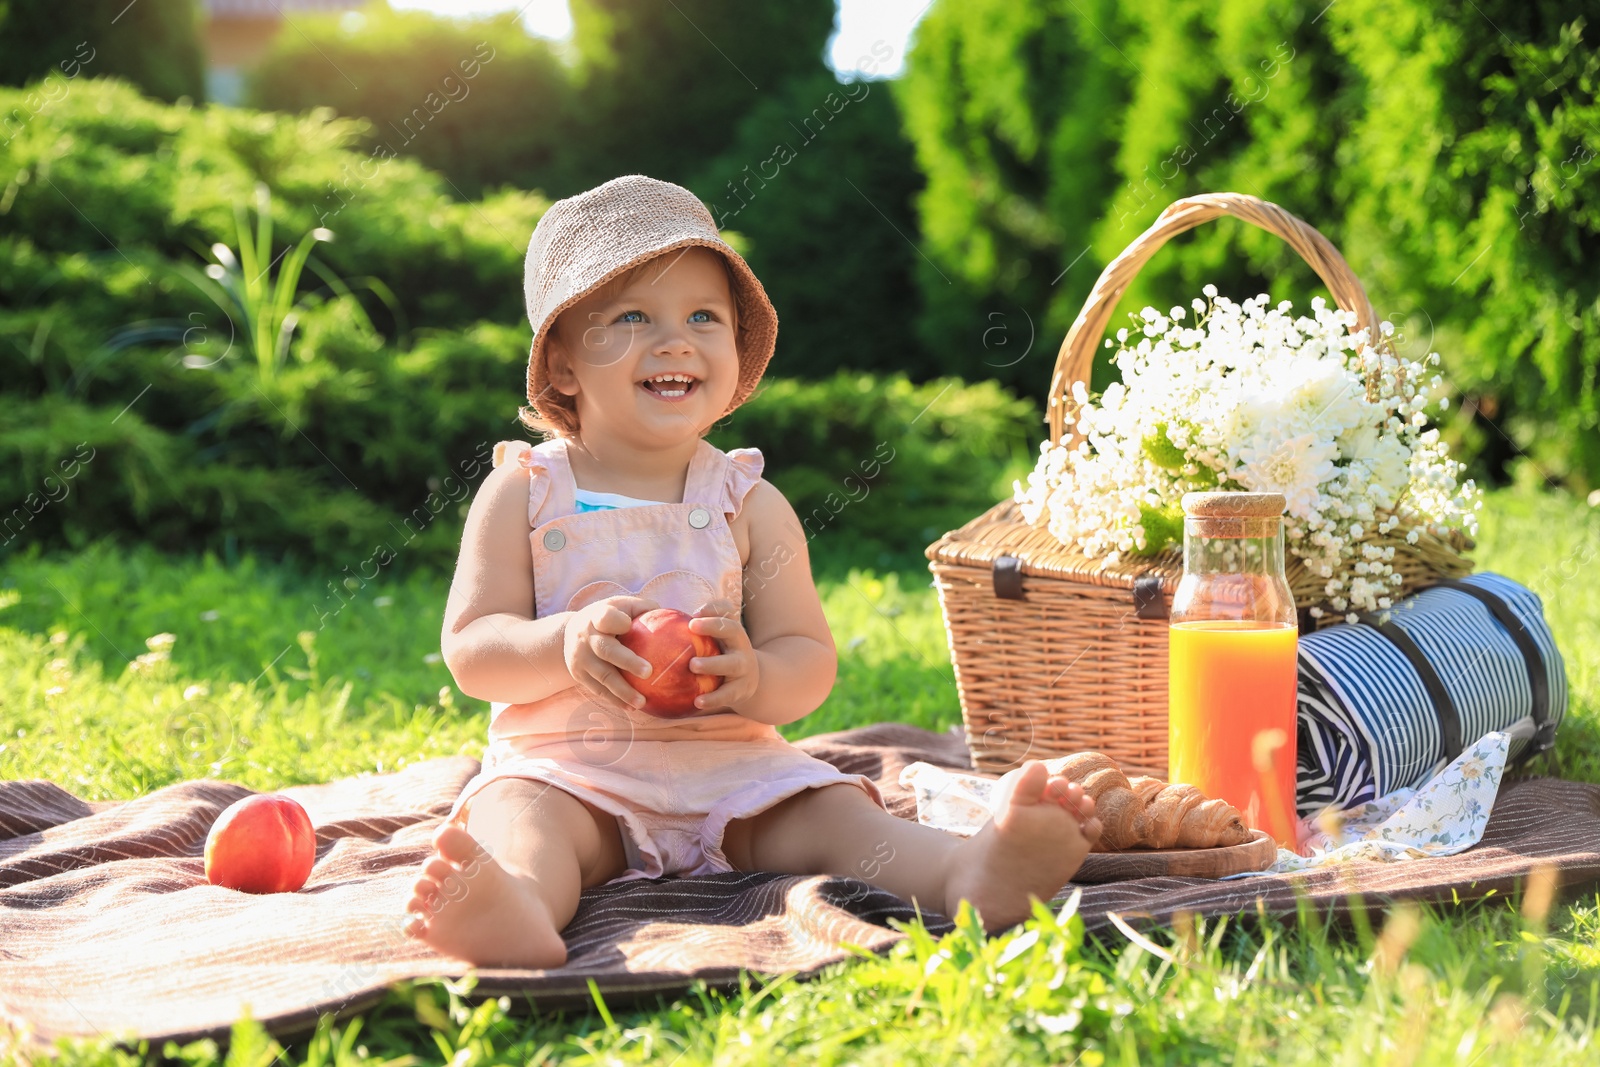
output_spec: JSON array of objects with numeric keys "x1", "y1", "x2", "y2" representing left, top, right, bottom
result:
[
  {"x1": 1181, "y1": 491, "x2": 1285, "y2": 539},
  {"x1": 1181, "y1": 491, "x2": 1286, "y2": 518}
]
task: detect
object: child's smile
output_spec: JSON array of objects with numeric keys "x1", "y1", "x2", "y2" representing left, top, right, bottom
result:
[{"x1": 638, "y1": 371, "x2": 701, "y2": 401}]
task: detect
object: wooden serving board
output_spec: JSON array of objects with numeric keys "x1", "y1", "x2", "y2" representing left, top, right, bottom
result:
[{"x1": 1074, "y1": 829, "x2": 1279, "y2": 883}]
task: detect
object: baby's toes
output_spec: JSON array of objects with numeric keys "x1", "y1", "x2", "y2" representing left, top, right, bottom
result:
[
  {"x1": 1040, "y1": 777, "x2": 1073, "y2": 804},
  {"x1": 1000, "y1": 760, "x2": 1051, "y2": 808},
  {"x1": 406, "y1": 879, "x2": 440, "y2": 922},
  {"x1": 1041, "y1": 778, "x2": 1089, "y2": 818},
  {"x1": 409, "y1": 864, "x2": 449, "y2": 901},
  {"x1": 421, "y1": 855, "x2": 460, "y2": 887},
  {"x1": 1063, "y1": 787, "x2": 1097, "y2": 821},
  {"x1": 407, "y1": 858, "x2": 462, "y2": 911},
  {"x1": 432, "y1": 822, "x2": 485, "y2": 864}
]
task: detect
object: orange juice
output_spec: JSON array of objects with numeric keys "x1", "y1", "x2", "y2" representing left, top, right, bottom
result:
[{"x1": 1168, "y1": 620, "x2": 1299, "y2": 846}]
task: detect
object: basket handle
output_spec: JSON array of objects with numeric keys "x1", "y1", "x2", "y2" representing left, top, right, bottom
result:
[{"x1": 1045, "y1": 192, "x2": 1383, "y2": 445}]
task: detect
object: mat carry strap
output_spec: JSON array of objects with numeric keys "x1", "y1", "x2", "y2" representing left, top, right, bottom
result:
[
  {"x1": 1358, "y1": 611, "x2": 1464, "y2": 762},
  {"x1": 1434, "y1": 578, "x2": 1555, "y2": 754}
]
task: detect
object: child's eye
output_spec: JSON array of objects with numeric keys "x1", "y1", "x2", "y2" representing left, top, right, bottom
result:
[
  {"x1": 615, "y1": 310, "x2": 644, "y2": 324},
  {"x1": 689, "y1": 310, "x2": 713, "y2": 324}
]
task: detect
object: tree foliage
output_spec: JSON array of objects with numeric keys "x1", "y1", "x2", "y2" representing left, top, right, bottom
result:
[
  {"x1": 895, "y1": 0, "x2": 1600, "y2": 486},
  {"x1": 562, "y1": 0, "x2": 836, "y2": 192},
  {"x1": 247, "y1": 0, "x2": 905, "y2": 382},
  {"x1": 1326, "y1": 1, "x2": 1600, "y2": 485},
  {"x1": 248, "y1": 6, "x2": 572, "y2": 198},
  {"x1": 248, "y1": 0, "x2": 837, "y2": 199},
  {"x1": 0, "y1": 0, "x2": 204, "y2": 103},
  {"x1": 692, "y1": 65, "x2": 924, "y2": 377},
  {"x1": 891, "y1": 0, "x2": 1138, "y2": 391}
]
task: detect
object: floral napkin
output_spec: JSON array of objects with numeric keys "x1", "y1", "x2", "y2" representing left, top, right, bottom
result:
[
  {"x1": 898, "y1": 730, "x2": 1511, "y2": 877},
  {"x1": 1246, "y1": 730, "x2": 1511, "y2": 875}
]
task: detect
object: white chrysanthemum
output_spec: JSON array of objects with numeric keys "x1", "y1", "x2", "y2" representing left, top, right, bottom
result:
[
  {"x1": 1235, "y1": 433, "x2": 1337, "y2": 518},
  {"x1": 1281, "y1": 358, "x2": 1365, "y2": 436}
]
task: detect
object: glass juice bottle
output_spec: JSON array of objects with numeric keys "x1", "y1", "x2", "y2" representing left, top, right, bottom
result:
[{"x1": 1167, "y1": 491, "x2": 1299, "y2": 847}]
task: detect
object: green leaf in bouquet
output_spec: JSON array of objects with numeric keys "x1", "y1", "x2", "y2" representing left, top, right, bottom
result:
[
  {"x1": 1141, "y1": 423, "x2": 1188, "y2": 472},
  {"x1": 1132, "y1": 502, "x2": 1184, "y2": 557},
  {"x1": 1187, "y1": 463, "x2": 1221, "y2": 490}
]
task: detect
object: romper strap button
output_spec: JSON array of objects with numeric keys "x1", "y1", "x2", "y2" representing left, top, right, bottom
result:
[
  {"x1": 542, "y1": 528, "x2": 566, "y2": 551},
  {"x1": 688, "y1": 507, "x2": 712, "y2": 530}
]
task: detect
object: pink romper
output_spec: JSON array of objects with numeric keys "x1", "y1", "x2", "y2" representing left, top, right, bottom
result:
[{"x1": 446, "y1": 436, "x2": 887, "y2": 883}]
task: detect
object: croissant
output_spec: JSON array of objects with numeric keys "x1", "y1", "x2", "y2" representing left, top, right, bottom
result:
[{"x1": 1042, "y1": 752, "x2": 1252, "y2": 851}]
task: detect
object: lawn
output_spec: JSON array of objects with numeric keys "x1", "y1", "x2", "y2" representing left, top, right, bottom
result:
[{"x1": 2, "y1": 484, "x2": 1598, "y2": 1065}]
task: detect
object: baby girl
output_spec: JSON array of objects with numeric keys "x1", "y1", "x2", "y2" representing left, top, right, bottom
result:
[{"x1": 403, "y1": 175, "x2": 1102, "y2": 968}]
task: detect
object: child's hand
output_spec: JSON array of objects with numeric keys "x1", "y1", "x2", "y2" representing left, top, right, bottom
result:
[
  {"x1": 687, "y1": 598, "x2": 760, "y2": 714},
  {"x1": 562, "y1": 595, "x2": 659, "y2": 711}
]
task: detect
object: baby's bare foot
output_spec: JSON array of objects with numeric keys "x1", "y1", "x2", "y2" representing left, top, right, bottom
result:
[
  {"x1": 944, "y1": 760, "x2": 1103, "y2": 933},
  {"x1": 403, "y1": 820, "x2": 568, "y2": 968}
]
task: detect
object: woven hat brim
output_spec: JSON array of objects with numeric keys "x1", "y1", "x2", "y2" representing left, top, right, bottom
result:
[{"x1": 526, "y1": 237, "x2": 777, "y2": 430}]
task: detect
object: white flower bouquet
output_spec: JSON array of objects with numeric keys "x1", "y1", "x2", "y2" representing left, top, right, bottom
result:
[{"x1": 1014, "y1": 287, "x2": 1481, "y2": 621}]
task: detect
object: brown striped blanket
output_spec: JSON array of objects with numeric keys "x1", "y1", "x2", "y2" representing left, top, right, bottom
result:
[{"x1": 3, "y1": 722, "x2": 1598, "y2": 1049}]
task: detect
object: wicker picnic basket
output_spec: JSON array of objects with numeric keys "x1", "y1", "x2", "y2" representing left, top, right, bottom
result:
[{"x1": 926, "y1": 192, "x2": 1474, "y2": 778}]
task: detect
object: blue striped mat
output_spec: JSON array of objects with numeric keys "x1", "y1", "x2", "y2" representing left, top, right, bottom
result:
[{"x1": 1295, "y1": 572, "x2": 1567, "y2": 814}]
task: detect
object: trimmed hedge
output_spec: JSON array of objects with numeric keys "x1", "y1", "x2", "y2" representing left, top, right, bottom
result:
[{"x1": 2, "y1": 79, "x2": 1037, "y2": 573}]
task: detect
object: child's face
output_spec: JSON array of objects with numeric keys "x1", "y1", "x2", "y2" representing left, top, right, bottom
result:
[{"x1": 549, "y1": 247, "x2": 741, "y2": 445}]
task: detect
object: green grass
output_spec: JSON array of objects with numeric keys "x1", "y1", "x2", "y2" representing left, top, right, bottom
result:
[{"x1": 2, "y1": 485, "x2": 1598, "y2": 1064}]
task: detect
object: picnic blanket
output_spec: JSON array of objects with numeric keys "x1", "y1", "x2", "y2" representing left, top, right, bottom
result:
[{"x1": 4, "y1": 723, "x2": 1599, "y2": 1050}]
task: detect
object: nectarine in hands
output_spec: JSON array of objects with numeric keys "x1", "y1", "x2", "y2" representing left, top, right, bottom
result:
[{"x1": 618, "y1": 608, "x2": 722, "y2": 717}]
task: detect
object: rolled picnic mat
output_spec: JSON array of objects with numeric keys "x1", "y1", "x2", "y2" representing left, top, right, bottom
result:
[{"x1": 1294, "y1": 572, "x2": 1568, "y2": 815}]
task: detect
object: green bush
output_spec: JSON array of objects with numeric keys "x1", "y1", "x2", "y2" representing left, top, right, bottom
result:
[
  {"x1": 0, "y1": 390, "x2": 466, "y2": 566},
  {"x1": 712, "y1": 373, "x2": 1039, "y2": 571},
  {"x1": 0, "y1": 79, "x2": 540, "y2": 568},
  {"x1": 2, "y1": 78, "x2": 1038, "y2": 573},
  {"x1": 3, "y1": 365, "x2": 1037, "y2": 576},
  {"x1": 0, "y1": 80, "x2": 543, "y2": 331}
]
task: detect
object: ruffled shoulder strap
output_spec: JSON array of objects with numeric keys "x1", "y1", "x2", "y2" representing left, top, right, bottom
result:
[
  {"x1": 683, "y1": 439, "x2": 764, "y2": 519},
  {"x1": 715, "y1": 444, "x2": 765, "y2": 519},
  {"x1": 490, "y1": 439, "x2": 573, "y2": 524},
  {"x1": 491, "y1": 440, "x2": 533, "y2": 470}
]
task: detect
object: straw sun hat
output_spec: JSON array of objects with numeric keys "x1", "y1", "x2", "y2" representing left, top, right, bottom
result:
[{"x1": 521, "y1": 174, "x2": 779, "y2": 434}]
